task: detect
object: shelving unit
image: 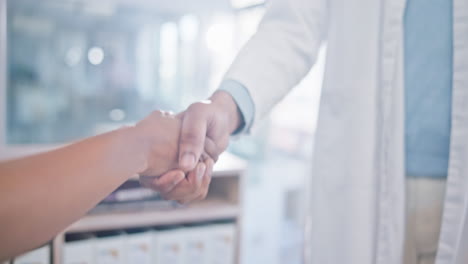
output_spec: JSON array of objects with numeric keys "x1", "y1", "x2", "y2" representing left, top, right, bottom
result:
[
  {"x1": 66, "y1": 199, "x2": 239, "y2": 233},
  {"x1": 9, "y1": 153, "x2": 246, "y2": 264}
]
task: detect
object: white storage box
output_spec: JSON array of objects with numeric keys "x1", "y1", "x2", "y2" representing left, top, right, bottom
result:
[
  {"x1": 64, "y1": 238, "x2": 94, "y2": 264},
  {"x1": 94, "y1": 233, "x2": 125, "y2": 264},
  {"x1": 182, "y1": 226, "x2": 212, "y2": 264},
  {"x1": 13, "y1": 244, "x2": 50, "y2": 264},
  {"x1": 153, "y1": 228, "x2": 185, "y2": 264},
  {"x1": 124, "y1": 231, "x2": 153, "y2": 264},
  {"x1": 208, "y1": 224, "x2": 236, "y2": 264}
]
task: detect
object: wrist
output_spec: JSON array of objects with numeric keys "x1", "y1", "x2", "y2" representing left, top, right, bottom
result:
[
  {"x1": 211, "y1": 90, "x2": 243, "y2": 134},
  {"x1": 129, "y1": 112, "x2": 181, "y2": 176},
  {"x1": 118, "y1": 125, "x2": 151, "y2": 175}
]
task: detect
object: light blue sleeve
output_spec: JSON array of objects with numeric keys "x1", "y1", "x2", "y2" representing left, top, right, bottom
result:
[{"x1": 218, "y1": 79, "x2": 255, "y2": 135}]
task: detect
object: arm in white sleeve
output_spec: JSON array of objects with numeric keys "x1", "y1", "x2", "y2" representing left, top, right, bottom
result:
[
  {"x1": 218, "y1": 79, "x2": 255, "y2": 135},
  {"x1": 224, "y1": 0, "x2": 328, "y2": 127}
]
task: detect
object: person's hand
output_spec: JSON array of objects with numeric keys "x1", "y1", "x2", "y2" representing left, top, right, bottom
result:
[
  {"x1": 140, "y1": 158, "x2": 215, "y2": 204},
  {"x1": 178, "y1": 90, "x2": 243, "y2": 169},
  {"x1": 141, "y1": 91, "x2": 243, "y2": 203},
  {"x1": 132, "y1": 110, "x2": 181, "y2": 177}
]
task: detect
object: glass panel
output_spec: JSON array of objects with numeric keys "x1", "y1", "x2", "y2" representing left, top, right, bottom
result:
[{"x1": 6, "y1": 0, "x2": 234, "y2": 144}]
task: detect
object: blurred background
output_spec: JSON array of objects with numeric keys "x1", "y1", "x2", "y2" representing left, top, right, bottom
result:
[{"x1": 1, "y1": 0, "x2": 325, "y2": 263}]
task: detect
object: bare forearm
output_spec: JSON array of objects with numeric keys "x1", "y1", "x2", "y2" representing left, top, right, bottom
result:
[{"x1": 0, "y1": 126, "x2": 146, "y2": 260}]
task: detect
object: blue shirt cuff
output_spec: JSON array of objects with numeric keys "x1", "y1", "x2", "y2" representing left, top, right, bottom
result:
[{"x1": 218, "y1": 79, "x2": 255, "y2": 135}]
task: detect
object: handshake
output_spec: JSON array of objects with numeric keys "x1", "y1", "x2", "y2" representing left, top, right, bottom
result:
[{"x1": 131, "y1": 91, "x2": 242, "y2": 204}]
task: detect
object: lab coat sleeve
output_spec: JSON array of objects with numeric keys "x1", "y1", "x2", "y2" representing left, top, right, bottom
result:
[
  {"x1": 218, "y1": 79, "x2": 255, "y2": 134},
  {"x1": 224, "y1": 0, "x2": 328, "y2": 126}
]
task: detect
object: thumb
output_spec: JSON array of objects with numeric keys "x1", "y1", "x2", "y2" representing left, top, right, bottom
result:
[{"x1": 178, "y1": 108, "x2": 207, "y2": 171}]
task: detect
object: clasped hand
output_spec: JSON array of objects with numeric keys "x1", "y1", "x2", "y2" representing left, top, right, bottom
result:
[{"x1": 135, "y1": 91, "x2": 241, "y2": 204}]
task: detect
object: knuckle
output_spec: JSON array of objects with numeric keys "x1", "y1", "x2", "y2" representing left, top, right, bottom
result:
[
  {"x1": 187, "y1": 104, "x2": 199, "y2": 114},
  {"x1": 189, "y1": 102, "x2": 205, "y2": 111},
  {"x1": 150, "y1": 110, "x2": 162, "y2": 117}
]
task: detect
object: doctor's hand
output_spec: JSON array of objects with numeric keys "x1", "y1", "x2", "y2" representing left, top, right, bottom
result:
[{"x1": 141, "y1": 91, "x2": 243, "y2": 204}]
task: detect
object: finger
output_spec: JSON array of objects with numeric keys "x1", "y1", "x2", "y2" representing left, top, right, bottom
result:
[
  {"x1": 179, "y1": 159, "x2": 213, "y2": 204},
  {"x1": 169, "y1": 162, "x2": 206, "y2": 203},
  {"x1": 179, "y1": 105, "x2": 208, "y2": 171},
  {"x1": 153, "y1": 171, "x2": 186, "y2": 194},
  {"x1": 199, "y1": 158, "x2": 214, "y2": 200},
  {"x1": 186, "y1": 162, "x2": 206, "y2": 191},
  {"x1": 204, "y1": 138, "x2": 220, "y2": 162},
  {"x1": 139, "y1": 170, "x2": 185, "y2": 194}
]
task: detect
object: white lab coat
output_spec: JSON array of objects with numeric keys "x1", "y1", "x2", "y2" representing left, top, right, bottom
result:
[{"x1": 225, "y1": 0, "x2": 468, "y2": 263}]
